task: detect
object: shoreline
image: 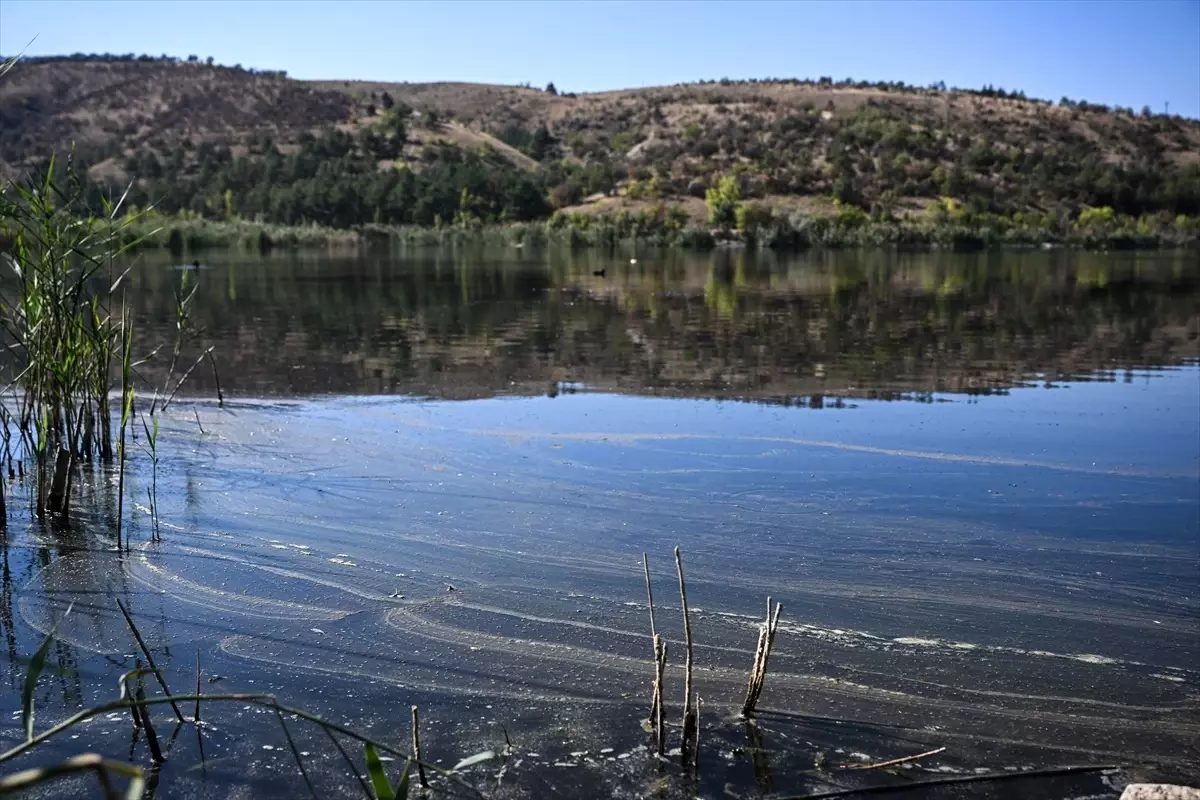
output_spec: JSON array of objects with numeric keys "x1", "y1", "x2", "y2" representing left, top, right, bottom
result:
[{"x1": 122, "y1": 213, "x2": 1200, "y2": 254}]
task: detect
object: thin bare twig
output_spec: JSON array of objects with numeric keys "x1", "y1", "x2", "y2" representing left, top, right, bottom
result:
[
  {"x1": 135, "y1": 682, "x2": 165, "y2": 764},
  {"x1": 412, "y1": 705, "x2": 429, "y2": 788},
  {"x1": 652, "y1": 634, "x2": 667, "y2": 756},
  {"x1": 642, "y1": 553, "x2": 664, "y2": 730},
  {"x1": 115, "y1": 599, "x2": 184, "y2": 722},
  {"x1": 778, "y1": 764, "x2": 1121, "y2": 799},
  {"x1": 642, "y1": 552, "x2": 658, "y2": 639},
  {"x1": 161, "y1": 347, "x2": 214, "y2": 413},
  {"x1": 841, "y1": 746, "x2": 946, "y2": 771},
  {"x1": 692, "y1": 694, "x2": 702, "y2": 776},
  {"x1": 674, "y1": 546, "x2": 696, "y2": 759},
  {"x1": 194, "y1": 650, "x2": 202, "y2": 722},
  {"x1": 206, "y1": 348, "x2": 224, "y2": 407}
]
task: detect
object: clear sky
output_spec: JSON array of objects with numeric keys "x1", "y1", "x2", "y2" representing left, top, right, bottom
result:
[{"x1": 3, "y1": 0, "x2": 1199, "y2": 117}]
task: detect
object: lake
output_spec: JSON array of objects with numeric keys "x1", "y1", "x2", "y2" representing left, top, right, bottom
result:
[{"x1": 1, "y1": 248, "x2": 1197, "y2": 799}]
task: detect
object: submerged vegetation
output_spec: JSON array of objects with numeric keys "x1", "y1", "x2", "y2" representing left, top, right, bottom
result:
[{"x1": 2, "y1": 544, "x2": 1127, "y2": 798}]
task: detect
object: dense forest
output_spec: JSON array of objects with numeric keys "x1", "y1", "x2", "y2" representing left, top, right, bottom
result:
[
  {"x1": 116, "y1": 129, "x2": 552, "y2": 228},
  {"x1": 2, "y1": 55, "x2": 1199, "y2": 243}
]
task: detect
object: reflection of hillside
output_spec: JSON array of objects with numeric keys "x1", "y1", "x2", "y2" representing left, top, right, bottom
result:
[{"x1": 122, "y1": 250, "x2": 1200, "y2": 404}]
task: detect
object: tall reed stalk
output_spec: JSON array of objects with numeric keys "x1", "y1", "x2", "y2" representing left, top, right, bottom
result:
[{"x1": 0, "y1": 156, "x2": 157, "y2": 534}]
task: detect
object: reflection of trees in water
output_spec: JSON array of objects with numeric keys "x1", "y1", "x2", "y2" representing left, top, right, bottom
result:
[{"x1": 119, "y1": 249, "x2": 1199, "y2": 403}]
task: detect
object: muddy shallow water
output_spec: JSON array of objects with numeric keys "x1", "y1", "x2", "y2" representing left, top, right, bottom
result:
[{"x1": 1, "y1": 249, "x2": 1198, "y2": 798}]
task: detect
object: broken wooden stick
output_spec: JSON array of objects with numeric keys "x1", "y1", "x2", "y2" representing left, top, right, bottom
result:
[
  {"x1": 742, "y1": 598, "x2": 783, "y2": 717},
  {"x1": 674, "y1": 547, "x2": 697, "y2": 754}
]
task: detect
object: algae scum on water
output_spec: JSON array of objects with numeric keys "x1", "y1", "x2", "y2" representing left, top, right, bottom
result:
[{"x1": 1, "y1": 249, "x2": 1198, "y2": 798}]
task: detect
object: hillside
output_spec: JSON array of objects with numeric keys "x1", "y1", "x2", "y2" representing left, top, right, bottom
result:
[{"x1": 3, "y1": 55, "x2": 1199, "y2": 236}]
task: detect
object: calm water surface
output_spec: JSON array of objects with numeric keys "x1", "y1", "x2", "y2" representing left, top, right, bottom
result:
[{"x1": 1, "y1": 249, "x2": 1197, "y2": 799}]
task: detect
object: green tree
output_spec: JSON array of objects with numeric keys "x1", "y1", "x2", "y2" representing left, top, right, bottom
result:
[
  {"x1": 705, "y1": 175, "x2": 741, "y2": 229},
  {"x1": 735, "y1": 201, "x2": 773, "y2": 233},
  {"x1": 530, "y1": 124, "x2": 555, "y2": 161}
]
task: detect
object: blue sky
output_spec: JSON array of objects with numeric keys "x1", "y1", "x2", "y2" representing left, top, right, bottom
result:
[{"x1": 3, "y1": 0, "x2": 1199, "y2": 117}]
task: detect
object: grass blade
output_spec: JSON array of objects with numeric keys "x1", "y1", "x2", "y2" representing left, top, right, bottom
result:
[
  {"x1": 276, "y1": 709, "x2": 317, "y2": 798},
  {"x1": 363, "y1": 742, "x2": 396, "y2": 800},
  {"x1": 115, "y1": 598, "x2": 184, "y2": 722},
  {"x1": 323, "y1": 728, "x2": 372, "y2": 800},
  {"x1": 396, "y1": 759, "x2": 412, "y2": 799},
  {"x1": 22, "y1": 604, "x2": 71, "y2": 741},
  {"x1": 122, "y1": 773, "x2": 146, "y2": 800}
]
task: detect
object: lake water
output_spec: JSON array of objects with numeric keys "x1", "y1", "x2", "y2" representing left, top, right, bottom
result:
[{"x1": 1, "y1": 248, "x2": 1197, "y2": 799}]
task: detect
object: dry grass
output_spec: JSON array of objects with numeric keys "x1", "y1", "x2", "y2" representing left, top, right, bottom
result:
[
  {"x1": 5, "y1": 58, "x2": 1198, "y2": 216},
  {"x1": 0, "y1": 58, "x2": 349, "y2": 173}
]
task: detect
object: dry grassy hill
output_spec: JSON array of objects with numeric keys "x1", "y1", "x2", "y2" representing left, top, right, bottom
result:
[
  {"x1": 0, "y1": 57, "x2": 348, "y2": 170},
  {"x1": 4, "y1": 55, "x2": 1199, "y2": 222}
]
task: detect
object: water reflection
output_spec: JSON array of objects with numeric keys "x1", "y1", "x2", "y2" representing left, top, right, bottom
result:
[
  {"x1": 0, "y1": 248, "x2": 1197, "y2": 799},
  {"x1": 119, "y1": 248, "x2": 1199, "y2": 403}
]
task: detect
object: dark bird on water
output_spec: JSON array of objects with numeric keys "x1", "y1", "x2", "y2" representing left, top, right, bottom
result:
[{"x1": 592, "y1": 268, "x2": 606, "y2": 277}]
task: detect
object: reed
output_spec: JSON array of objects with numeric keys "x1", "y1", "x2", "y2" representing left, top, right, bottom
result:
[
  {"x1": 674, "y1": 547, "x2": 697, "y2": 765},
  {"x1": 10, "y1": 598, "x2": 493, "y2": 799},
  {"x1": 139, "y1": 413, "x2": 160, "y2": 538},
  {"x1": 741, "y1": 599, "x2": 784, "y2": 717},
  {"x1": 641, "y1": 553, "x2": 669, "y2": 756},
  {"x1": 0, "y1": 154, "x2": 225, "y2": 547},
  {"x1": 651, "y1": 633, "x2": 667, "y2": 756},
  {"x1": 0, "y1": 160, "x2": 149, "y2": 536},
  {"x1": 115, "y1": 598, "x2": 184, "y2": 722}
]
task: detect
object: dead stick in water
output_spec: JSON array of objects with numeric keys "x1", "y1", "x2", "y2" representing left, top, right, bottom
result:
[
  {"x1": 674, "y1": 547, "x2": 696, "y2": 750},
  {"x1": 193, "y1": 650, "x2": 202, "y2": 723},
  {"x1": 743, "y1": 600, "x2": 782, "y2": 716},
  {"x1": 642, "y1": 553, "x2": 659, "y2": 638},
  {"x1": 135, "y1": 682, "x2": 165, "y2": 764},
  {"x1": 841, "y1": 746, "x2": 946, "y2": 771},
  {"x1": 206, "y1": 349, "x2": 224, "y2": 407},
  {"x1": 652, "y1": 634, "x2": 667, "y2": 755},
  {"x1": 742, "y1": 612, "x2": 769, "y2": 716},
  {"x1": 642, "y1": 553, "x2": 662, "y2": 727},
  {"x1": 127, "y1": 665, "x2": 145, "y2": 731},
  {"x1": 411, "y1": 705, "x2": 428, "y2": 788},
  {"x1": 116, "y1": 599, "x2": 185, "y2": 722},
  {"x1": 692, "y1": 694, "x2": 702, "y2": 775},
  {"x1": 779, "y1": 764, "x2": 1121, "y2": 799}
]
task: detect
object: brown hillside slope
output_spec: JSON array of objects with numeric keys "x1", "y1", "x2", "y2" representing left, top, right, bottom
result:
[
  {"x1": 0, "y1": 58, "x2": 350, "y2": 170},
  {"x1": 4, "y1": 57, "x2": 1199, "y2": 218},
  {"x1": 318, "y1": 78, "x2": 1200, "y2": 170}
]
